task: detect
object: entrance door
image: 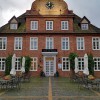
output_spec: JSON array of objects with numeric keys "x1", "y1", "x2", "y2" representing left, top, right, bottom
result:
[{"x1": 45, "y1": 58, "x2": 54, "y2": 76}]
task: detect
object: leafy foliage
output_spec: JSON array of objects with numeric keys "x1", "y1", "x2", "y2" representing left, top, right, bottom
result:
[
  {"x1": 69, "y1": 53, "x2": 78, "y2": 70},
  {"x1": 24, "y1": 56, "x2": 32, "y2": 73},
  {"x1": 5, "y1": 55, "x2": 12, "y2": 75},
  {"x1": 88, "y1": 54, "x2": 94, "y2": 75}
]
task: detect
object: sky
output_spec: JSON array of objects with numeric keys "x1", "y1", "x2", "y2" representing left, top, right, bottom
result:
[{"x1": 0, "y1": 0, "x2": 100, "y2": 28}]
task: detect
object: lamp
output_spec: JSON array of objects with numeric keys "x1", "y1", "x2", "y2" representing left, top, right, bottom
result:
[
  {"x1": 58, "y1": 58, "x2": 61, "y2": 62},
  {"x1": 40, "y1": 58, "x2": 42, "y2": 62}
]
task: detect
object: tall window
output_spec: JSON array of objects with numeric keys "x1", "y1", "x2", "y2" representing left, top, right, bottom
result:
[
  {"x1": 31, "y1": 21, "x2": 38, "y2": 30},
  {"x1": 46, "y1": 37, "x2": 54, "y2": 49},
  {"x1": 78, "y1": 57, "x2": 84, "y2": 71},
  {"x1": 46, "y1": 21, "x2": 53, "y2": 30},
  {"x1": 10, "y1": 24, "x2": 17, "y2": 29},
  {"x1": 14, "y1": 37, "x2": 22, "y2": 50},
  {"x1": 61, "y1": 21, "x2": 69, "y2": 30},
  {"x1": 92, "y1": 37, "x2": 100, "y2": 50},
  {"x1": 81, "y1": 24, "x2": 88, "y2": 30},
  {"x1": 77, "y1": 37, "x2": 85, "y2": 50},
  {"x1": 0, "y1": 37, "x2": 7, "y2": 50},
  {"x1": 61, "y1": 37, "x2": 69, "y2": 50},
  {"x1": 0, "y1": 57, "x2": 6, "y2": 71},
  {"x1": 62, "y1": 57, "x2": 70, "y2": 71},
  {"x1": 30, "y1": 57, "x2": 38, "y2": 71},
  {"x1": 94, "y1": 57, "x2": 100, "y2": 71},
  {"x1": 15, "y1": 57, "x2": 21, "y2": 71},
  {"x1": 30, "y1": 37, "x2": 38, "y2": 50}
]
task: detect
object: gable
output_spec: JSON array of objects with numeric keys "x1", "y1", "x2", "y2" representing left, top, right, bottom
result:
[
  {"x1": 81, "y1": 19, "x2": 89, "y2": 24},
  {"x1": 10, "y1": 18, "x2": 18, "y2": 24}
]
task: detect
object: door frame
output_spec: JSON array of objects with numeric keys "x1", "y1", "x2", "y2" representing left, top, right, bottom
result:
[{"x1": 43, "y1": 56, "x2": 56, "y2": 76}]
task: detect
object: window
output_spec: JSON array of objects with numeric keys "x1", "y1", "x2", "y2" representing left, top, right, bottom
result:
[
  {"x1": 77, "y1": 37, "x2": 85, "y2": 50},
  {"x1": 31, "y1": 21, "x2": 38, "y2": 30},
  {"x1": 30, "y1": 57, "x2": 38, "y2": 71},
  {"x1": 78, "y1": 57, "x2": 84, "y2": 71},
  {"x1": 62, "y1": 57, "x2": 70, "y2": 71},
  {"x1": 14, "y1": 37, "x2": 22, "y2": 50},
  {"x1": 81, "y1": 24, "x2": 88, "y2": 30},
  {"x1": 15, "y1": 57, "x2": 21, "y2": 71},
  {"x1": 61, "y1": 21, "x2": 69, "y2": 30},
  {"x1": 0, "y1": 37, "x2": 7, "y2": 50},
  {"x1": 30, "y1": 37, "x2": 38, "y2": 50},
  {"x1": 94, "y1": 57, "x2": 100, "y2": 71},
  {"x1": 10, "y1": 24, "x2": 17, "y2": 29},
  {"x1": 61, "y1": 37, "x2": 69, "y2": 50},
  {"x1": 92, "y1": 37, "x2": 100, "y2": 50},
  {"x1": 46, "y1": 21, "x2": 53, "y2": 30},
  {"x1": 0, "y1": 57, "x2": 6, "y2": 71},
  {"x1": 46, "y1": 37, "x2": 54, "y2": 49}
]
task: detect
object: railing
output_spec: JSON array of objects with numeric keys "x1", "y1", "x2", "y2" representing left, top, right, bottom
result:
[{"x1": 42, "y1": 49, "x2": 57, "y2": 52}]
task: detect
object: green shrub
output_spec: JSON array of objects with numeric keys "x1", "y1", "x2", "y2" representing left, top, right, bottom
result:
[
  {"x1": 69, "y1": 53, "x2": 78, "y2": 70},
  {"x1": 24, "y1": 56, "x2": 32, "y2": 73},
  {"x1": 5, "y1": 55, "x2": 12, "y2": 75},
  {"x1": 88, "y1": 54, "x2": 94, "y2": 75}
]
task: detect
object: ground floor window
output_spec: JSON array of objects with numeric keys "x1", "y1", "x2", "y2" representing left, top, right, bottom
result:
[
  {"x1": 78, "y1": 57, "x2": 84, "y2": 71},
  {"x1": 30, "y1": 57, "x2": 38, "y2": 71},
  {"x1": 62, "y1": 57, "x2": 70, "y2": 71},
  {"x1": 0, "y1": 57, "x2": 6, "y2": 71},
  {"x1": 15, "y1": 57, "x2": 21, "y2": 71},
  {"x1": 94, "y1": 57, "x2": 100, "y2": 71}
]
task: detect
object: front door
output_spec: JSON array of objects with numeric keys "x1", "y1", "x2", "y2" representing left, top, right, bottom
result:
[{"x1": 45, "y1": 57, "x2": 54, "y2": 76}]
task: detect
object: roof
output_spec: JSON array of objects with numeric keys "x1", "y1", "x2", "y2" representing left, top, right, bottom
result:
[{"x1": 0, "y1": 13, "x2": 100, "y2": 34}]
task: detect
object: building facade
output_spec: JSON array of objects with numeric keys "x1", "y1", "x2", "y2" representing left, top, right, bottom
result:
[{"x1": 0, "y1": 0, "x2": 100, "y2": 77}]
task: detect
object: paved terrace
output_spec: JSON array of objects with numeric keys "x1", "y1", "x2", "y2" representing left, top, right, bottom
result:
[{"x1": 0, "y1": 77, "x2": 100, "y2": 100}]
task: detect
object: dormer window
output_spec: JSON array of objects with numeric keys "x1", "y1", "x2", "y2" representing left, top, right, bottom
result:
[
  {"x1": 81, "y1": 24, "x2": 88, "y2": 30},
  {"x1": 9, "y1": 16, "x2": 18, "y2": 30},
  {"x1": 80, "y1": 16, "x2": 90, "y2": 30},
  {"x1": 10, "y1": 23, "x2": 18, "y2": 30}
]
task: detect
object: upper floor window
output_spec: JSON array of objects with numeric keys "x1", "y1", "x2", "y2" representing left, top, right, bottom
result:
[
  {"x1": 46, "y1": 21, "x2": 53, "y2": 30},
  {"x1": 30, "y1": 57, "x2": 38, "y2": 71},
  {"x1": 46, "y1": 37, "x2": 54, "y2": 49},
  {"x1": 77, "y1": 37, "x2": 85, "y2": 50},
  {"x1": 61, "y1": 21, "x2": 69, "y2": 30},
  {"x1": 92, "y1": 37, "x2": 100, "y2": 50},
  {"x1": 0, "y1": 37, "x2": 7, "y2": 50},
  {"x1": 81, "y1": 24, "x2": 88, "y2": 30},
  {"x1": 14, "y1": 37, "x2": 22, "y2": 50},
  {"x1": 15, "y1": 57, "x2": 21, "y2": 71},
  {"x1": 61, "y1": 37, "x2": 69, "y2": 50},
  {"x1": 10, "y1": 23, "x2": 17, "y2": 30},
  {"x1": 62, "y1": 57, "x2": 70, "y2": 71},
  {"x1": 0, "y1": 57, "x2": 6, "y2": 71},
  {"x1": 31, "y1": 21, "x2": 38, "y2": 30},
  {"x1": 78, "y1": 57, "x2": 84, "y2": 71},
  {"x1": 94, "y1": 57, "x2": 100, "y2": 71},
  {"x1": 30, "y1": 37, "x2": 38, "y2": 50}
]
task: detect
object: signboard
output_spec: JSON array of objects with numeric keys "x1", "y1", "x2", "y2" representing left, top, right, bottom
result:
[{"x1": 58, "y1": 64, "x2": 62, "y2": 69}]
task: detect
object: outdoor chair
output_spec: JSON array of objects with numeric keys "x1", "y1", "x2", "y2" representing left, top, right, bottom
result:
[{"x1": 22, "y1": 72, "x2": 31, "y2": 82}]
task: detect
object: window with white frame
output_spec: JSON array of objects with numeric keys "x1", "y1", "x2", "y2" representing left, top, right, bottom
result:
[
  {"x1": 78, "y1": 57, "x2": 84, "y2": 71},
  {"x1": 0, "y1": 37, "x2": 7, "y2": 50},
  {"x1": 30, "y1": 57, "x2": 38, "y2": 71},
  {"x1": 94, "y1": 57, "x2": 100, "y2": 71},
  {"x1": 30, "y1": 37, "x2": 38, "y2": 50},
  {"x1": 10, "y1": 23, "x2": 17, "y2": 29},
  {"x1": 46, "y1": 37, "x2": 54, "y2": 49},
  {"x1": 61, "y1": 21, "x2": 69, "y2": 30},
  {"x1": 31, "y1": 21, "x2": 38, "y2": 30},
  {"x1": 81, "y1": 24, "x2": 88, "y2": 30},
  {"x1": 92, "y1": 37, "x2": 100, "y2": 50},
  {"x1": 77, "y1": 37, "x2": 85, "y2": 50},
  {"x1": 14, "y1": 37, "x2": 22, "y2": 50},
  {"x1": 62, "y1": 57, "x2": 70, "y2": 71},
  {"x1": 0, "y1": 57, "x2": 6, "y2": 71},
  {"x1": 61, "y1": 37, "x2": 69, "y2": 50},
  {"x1": 46, "y1": 21, "x2": 53, "y2": 30},
  {"x1": 15, "y1": 57, "x2": 21, "y2": 71}
]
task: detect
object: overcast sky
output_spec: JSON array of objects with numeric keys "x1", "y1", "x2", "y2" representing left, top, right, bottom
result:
[{"x1": 0, "y1": 0, "x2": 100, "y2": 28}]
